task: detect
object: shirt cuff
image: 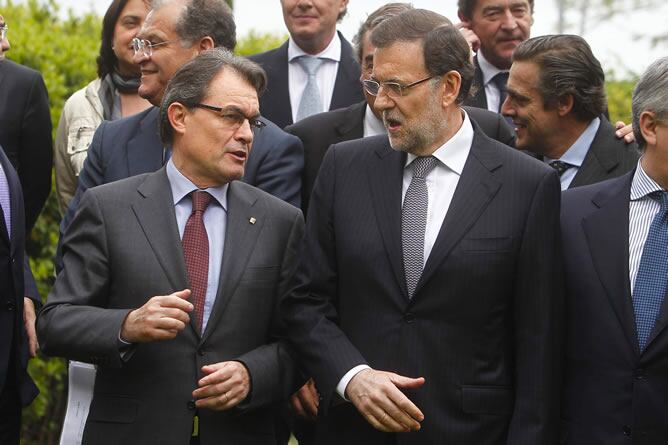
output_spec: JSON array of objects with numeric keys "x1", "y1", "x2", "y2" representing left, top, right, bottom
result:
[{"x1": 336, "y1": 365, "x2": 371, "y2": 401}]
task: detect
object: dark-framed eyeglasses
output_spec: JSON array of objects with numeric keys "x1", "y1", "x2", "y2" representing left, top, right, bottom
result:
[
  {"x1": 362, "y1": 75, "x2": 436, "y2": 99},
  {"x1": 0, "y1": 25, "x2": 8, "y2": 41},
  {"x1": 193, "y1": 103, "x2": 266, "y2": 134},
  {"x1": 131, "y1": 37, "x2": 174, "y2": 58}
]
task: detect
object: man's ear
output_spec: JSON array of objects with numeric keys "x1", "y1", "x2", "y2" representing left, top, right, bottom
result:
[
  {"x1": 639, "y1": 111, "x2": 659, "y2": 147},
  {"x1": 197, "y1": 36, "x2": 215, "y2": 53},
  {"x1": 441, "y1": 70, "x2": 462, "y2": 109},
  {"x1": 556, "y1": 94, "x2": 574, "y2": 117},
  {"x1": 168, "y1": 102, "x2": 188, "y2": 137}
]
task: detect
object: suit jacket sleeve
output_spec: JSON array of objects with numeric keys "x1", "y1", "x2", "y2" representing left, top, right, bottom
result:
[
  {"x1": 38, "y1": 189, "x2": 131, "y2": 368},
  {"x1": 234, "y1": 209, "x2": 305, "y2": 411},
  {"x1": 281, "y1": 146, "x2": 367, "y2": 411},
  {"x1": 19, "y1": 71, "x2": 52, "y2": 232},
  {"x1": 507, "y1": 169, "x2": 563, "y2": 444}
]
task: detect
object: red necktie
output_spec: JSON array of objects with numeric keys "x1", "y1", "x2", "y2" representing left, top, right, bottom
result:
[{"x1": 182, "y1": 191, "x2": 213, "y2": 333}]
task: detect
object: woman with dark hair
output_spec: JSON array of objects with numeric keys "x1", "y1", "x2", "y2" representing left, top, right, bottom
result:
[{"x1": 55, "y1": 0, "x2": 150, "y2": 213}]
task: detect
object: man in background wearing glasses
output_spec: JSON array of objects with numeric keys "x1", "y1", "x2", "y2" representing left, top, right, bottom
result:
[
  {"x1": 58, "y1": 0, "x2": 304, "y2": 270},
  {"x1": 282, "y1": 9, "x2": 563, "y2": 444},
  {"x1": 38, "y1": 49, "x2": 304, "y2": 445}
]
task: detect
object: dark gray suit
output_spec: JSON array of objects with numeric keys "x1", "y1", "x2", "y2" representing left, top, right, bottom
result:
[
  {"x1": 38, "y1": 168, "x2": 304, "y2": 444},
  {"x1": 249, "y1": 32, "x2": 364, "y2": 129}
]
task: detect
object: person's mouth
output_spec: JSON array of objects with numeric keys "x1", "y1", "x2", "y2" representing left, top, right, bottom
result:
[
  {"x1": 227, "y1": 148, "x2": 247, "y2": 162},
  {"x1": 383, "y1": 115, "x2": 403, "y2": 133}
]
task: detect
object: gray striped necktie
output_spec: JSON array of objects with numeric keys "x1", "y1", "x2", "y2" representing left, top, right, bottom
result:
[
  {"x1": 402, "y1": 156, "x2": 438, "y2": 298},
  {"x1": 295, "y1": 56, "x2": 324, "y2": 121}
]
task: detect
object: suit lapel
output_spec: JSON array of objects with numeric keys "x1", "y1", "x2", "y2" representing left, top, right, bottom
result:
[
  {"x1": 570, "y1": 118, "x2": 622, "y2": 188},
  {"x1": 465, "y1": 57, "x2": 488, "y2": 110},
  {"x1": 330, "y1": 33, "x2": 363, "y2": 111},
  {"x1": 368, "y1": 138, "x2": 409, "y2": 299},
  {"x1": 335, "y1": 101, "x2": 365, "y2": 140},
  {"x1": 267, "y1": 42, "x2": 292, "y2": 126},
  {"x1": 581, "y1": 173, "x2": 638, "y2": 354},
  {"x1": 416, "y1": 129, "x2": 502, "y2": 296},
  {"x1": 131, "y1": 168, "x2": 188, "y2": 293},
  {"x1": 201, "y1": 182, "x2": 263, "y2": 342},
  {"x1": 126, "y1": 107, "x2": 164, "y2": 177}
]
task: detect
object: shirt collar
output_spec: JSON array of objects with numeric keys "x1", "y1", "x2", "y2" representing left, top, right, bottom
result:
[
  {"x1": 477, "y1": 50, "x2": 506, "y2": 86},
  {"x1": 631, "y1": 159, "x2": 665, "y2": 201},
  {"x1": 166, "y1": 159, "x2": 228, "y2": 210},
  {"x1": 288, "y1": 31, "x2": 341, "y2": 62},
  {"x1": 405, "y1": 110, "x2": 474, "y2": 176},
  {"x1": 364, "y1": 104, "x2": 385, "y2": 137},
  {"x1": 545, "y1": 117, "x2": 601, "y2": 168}
]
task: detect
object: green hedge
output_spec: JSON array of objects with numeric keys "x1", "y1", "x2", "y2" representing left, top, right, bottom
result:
[{"x1": 1, "y1": 0, "x2": 639, "y2": 443}]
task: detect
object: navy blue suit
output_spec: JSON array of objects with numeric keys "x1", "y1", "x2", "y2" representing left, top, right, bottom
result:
[
  {"x1": 0, "y1": 146, "x2": 39, "y2": 442},
  {"x1": 249, "y1": 32, "x2": 364, "y2": 129},
  {"x1": 560, "y1": 171, "x2": 668, "y2": 444},
  {"x1": 59, "y1": 107, "x2": 303, "y2": 268}
]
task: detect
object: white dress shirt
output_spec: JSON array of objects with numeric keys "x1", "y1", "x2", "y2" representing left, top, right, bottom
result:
[
  {"x1": 476, "y1": 51, "x2": 507, "y2": 113},
  {"x1": 336, "y1": 111, "x2": 475, "y2": 399},
  {"x1": 363, "y1": 104, "x2": 385, "y2": 137},
  {"x1": 288, "y1": 32, "x2": 341, "y2": 123}
]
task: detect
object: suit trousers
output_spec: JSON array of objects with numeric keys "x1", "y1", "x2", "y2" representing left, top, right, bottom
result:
[{"x1": 0, "y1": 350, "x2": 20, "y2": 445}]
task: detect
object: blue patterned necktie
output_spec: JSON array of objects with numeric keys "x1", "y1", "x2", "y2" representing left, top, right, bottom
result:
[
  {"x1": 549, "y1": 160, "x2": 573, "y2": 177},
  {"x1": 295, "y1": 56, "x2": 325, "y2": 121},
  {"x1": 0, "y1": 162, "x2": 11, "y2": 238},
  {"x1": 632, "y1": 191, "x2": 668, "y2": 351},
  {"x1": 402, "y1": 156, "x2": 438, "y2": 298}
]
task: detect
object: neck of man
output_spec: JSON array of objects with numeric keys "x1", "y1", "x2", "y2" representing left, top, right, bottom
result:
[
  {"x1": 294, "y1": 29, "x2": 336, "y2": 55},
  {"x1": 418, "y1": 107, "x2": 465, "y2": 157},
  {"x1": 479, "y1": 47, "x2": 511, "y2": 71},
  {"x1": 641, "y1": 146, "x2": 668, "y2": 190},
  {"x1": 540, "y1": 117, "x2": 591, "y2": 160}
]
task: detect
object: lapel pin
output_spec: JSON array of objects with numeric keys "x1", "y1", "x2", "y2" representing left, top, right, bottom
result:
[{"x1": 249, "y1": 217, "x2": 257, "y2": 225}]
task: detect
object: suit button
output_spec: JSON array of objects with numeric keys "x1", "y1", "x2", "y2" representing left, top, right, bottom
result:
[
  {"x1": 5, "y1": 301, "x2": 15, "y2": 311},
  {"x1": 634, "y1": 368, "x2": 645, "y2": 380},
  {"x1": 404, "y1": 312, "x2": 415, "y2": 323},
  {"x1": 622, "y1": 425, "x2": 632, "y2": 436},
  {"x1": 187, "y1": 400, "x2": 196, "y2": 411}
]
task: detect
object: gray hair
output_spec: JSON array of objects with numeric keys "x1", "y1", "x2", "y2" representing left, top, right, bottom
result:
[
  {"x1": 352, "y1": 3, "x2": 414, "y2": 63},
  {"x1": 632, "y1": 57, "x2": 668, "y2": 150},
  {"x1": 159, "y1": 48, "x2": 267, "y2": 145},
  {"x1": 152, "y1": 0, "x2": 236, "y2": 51}
]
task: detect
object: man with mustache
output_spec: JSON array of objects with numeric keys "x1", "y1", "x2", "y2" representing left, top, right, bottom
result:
[
  {"x1": 249, "y1": 0, "x2": 364, "y2": 128},
  {"x1": 282, "y1": 8, "x2": 562, "y2": 444},
  {"x1": 502, "y1": 35, "x2": 638, "y2": 190}
]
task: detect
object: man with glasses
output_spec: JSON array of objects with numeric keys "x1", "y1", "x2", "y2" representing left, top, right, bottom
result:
[
  {"x1": 0, "y1": 13, "x2": 53, "y2": 234},
  {"x1": 59, "y1": 0, "x2": 304, "y2": 268},
  {"x1": 38, "y1": 48, "x2": 304, "y2": 445},
  {"x1": 281, "y1": 9, "x2": 562, "y2": 444}
]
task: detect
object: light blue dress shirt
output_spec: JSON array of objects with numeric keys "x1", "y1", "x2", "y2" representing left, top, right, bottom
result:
[
  {"x1": 166, "y1": 160, "x2": 227, "y2": 332},
  {"x1": 545, "y1": 117, "x2": 601, "y2": 190}
]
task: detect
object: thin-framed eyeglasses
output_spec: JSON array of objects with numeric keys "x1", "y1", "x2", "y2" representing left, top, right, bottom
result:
[
  {"x1": 131, "y1": 37, "x2": 175, "y2": 58},
  {"x1": 193, "y1": 103, "x2": 266, "y2": 134},
  {"x1": 0, "y1": 25, "x2": 8, "y2": 41},
  {"x1": 363, "y1": 75, "x2": 436, "y2": 99}
]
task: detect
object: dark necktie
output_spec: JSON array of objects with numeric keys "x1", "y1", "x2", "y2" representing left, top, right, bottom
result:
[
  {"x1": 182, "y1": 191, "x2": 213, "y2": 333},
  {"x1": 549, "y1": 160, "x2": 572, "y2": 177},
  {"x1": 632, "y1": 191, "x2": 668, "y2": 351},
  {"x1": 402, "y1": 156, "x2": 438, "y2": 299},
  {"x1": 491, "y1": 72, "x2": 509, "y2": 113}
]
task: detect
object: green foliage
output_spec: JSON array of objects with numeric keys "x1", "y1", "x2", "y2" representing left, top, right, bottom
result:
[
  {"x1": 235, "y1": 29, "x2": 287, "y2": 56},
  {"x1": 606, "y1": 77, "x2": 637, "y2": 124}
]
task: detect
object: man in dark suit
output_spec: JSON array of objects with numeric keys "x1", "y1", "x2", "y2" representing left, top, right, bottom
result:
[
  {"x1": 38, "y1": 49, "x2": 303, "y2": 445},
  {"x1": 286, "y1": 2, "x2": 516, "y2": 214},
  {"x1": 502, "y1": 34, "x2": 638, "y2": 190},
  {"x1": 59, "y1": 0, "x2": 303, "y2": 268},
  {"x1": 282, "y1": 10, "x2": 562, "y2": 444},
  {"x1": 0, "y1": 145, "x2": 39, "y2": 444},
  {"x1": 560, "y1": 57, "x2": 668, "y2": 444},
  {"x1": 249, "y1": 0, "x2": 363, "y2": 128},
  {"x1": 0, "y1": 14, "x2": 52, "y2": 232},
  {"x1": 456, "y1": 0, "x2": 533, "y2": 112}
]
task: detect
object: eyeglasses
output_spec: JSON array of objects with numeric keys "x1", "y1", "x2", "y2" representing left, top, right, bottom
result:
[
  {"x1": 131, "y1": 37, "x2": 174, "y2": 58},
  {"x1": 363, "y1": 75, "x2": 436, "y2": 99},
  {"x1": 0, "y1": 25, "x2": 8, "y2": 41},
  {"x1": 193, "y1": 103, "x2": 266, "y2": 134}
]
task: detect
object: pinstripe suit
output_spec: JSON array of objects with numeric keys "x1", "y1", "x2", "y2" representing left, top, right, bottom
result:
[{"x1": 282, "y1": 121, "x2": 563, "y2": 444}]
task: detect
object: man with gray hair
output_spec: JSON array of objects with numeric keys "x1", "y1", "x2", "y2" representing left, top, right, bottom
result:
[
  {"x1": 503, "y1": 34, "x2": 638, "y2": 190},
  {"x1": 58, "y1": 0, "x2": 304, "y2": 269},
  {"x1": 560, "y1": 56, "x2": 668, "y2": 444},
  {"x1": 38, "y1": 48, "x2": 304, "y2": 445}
]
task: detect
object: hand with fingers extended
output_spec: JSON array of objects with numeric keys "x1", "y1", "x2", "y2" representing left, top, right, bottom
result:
[
  {"x1": 193, "y1": 361, "x2": 251, "y2": 411},
  {"x1": 615, "y1": 121, "x2": 636, "y2": 144},
  {"x1": 290, "y1": 378, "x2": 320, "y2": 421},
  {"x1": 346, "y1": 368, "x2": 425, "y2": 433},
  {"x1": 120, "y1": 289, "x2": 193, "y2": 343}
]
